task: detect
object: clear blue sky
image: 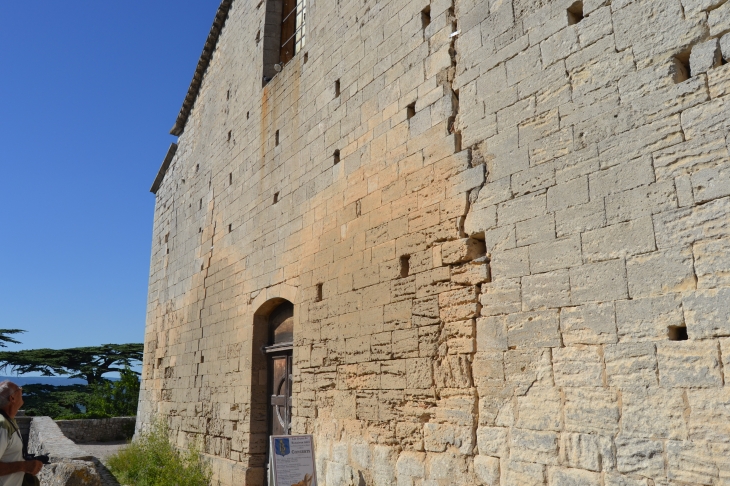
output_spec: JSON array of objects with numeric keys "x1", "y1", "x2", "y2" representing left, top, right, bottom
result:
[{"x1": 0, "y1": 1, "x2": 221, "y2": 353}]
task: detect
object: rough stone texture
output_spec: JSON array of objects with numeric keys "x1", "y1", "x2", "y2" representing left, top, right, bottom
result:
[
  {"x1": 29, "y1": 417, "x2": 119, "y2": 486},
  {"x1": 55, "y1": 418, "x2": 135, "y2": 443},
  {"x1": 138, "y1": 0, "x2": 730, "y2": 484}
]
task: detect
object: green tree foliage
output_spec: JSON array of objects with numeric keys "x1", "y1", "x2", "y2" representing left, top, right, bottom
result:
[
  {"x1": 21, "y1": 384, "x2": 90, "y2": 418},
  {"x1": 0, "y1": 329, "x2": 24, "y2": 347},
  {"x1": 85, "y1": 367, "x2": 140, "y2": 417},
  {"x1": 107, "y1": 420, "x2": 211, "y2": 486},
  {"x1": 0, "y1": 343, "x2": 143, "y2": 384}
]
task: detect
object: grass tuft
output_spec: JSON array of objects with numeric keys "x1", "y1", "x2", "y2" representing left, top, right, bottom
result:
[{"x1": 107, "y1": 420, "x2": 211, "y2": 486}]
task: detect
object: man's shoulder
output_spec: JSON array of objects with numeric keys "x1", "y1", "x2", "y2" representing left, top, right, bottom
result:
[{"x1": 0, "y1": 415, "x2": 15, "y2": 437}]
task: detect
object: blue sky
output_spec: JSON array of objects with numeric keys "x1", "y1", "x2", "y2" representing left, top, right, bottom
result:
[{"x1": 0, "y1": 1, "x2": 221, "y2": 354}]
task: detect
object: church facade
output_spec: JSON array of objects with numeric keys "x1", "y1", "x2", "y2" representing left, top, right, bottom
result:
[{"x1": 139, "y1": 0, "x2": 730, "y2": 484}]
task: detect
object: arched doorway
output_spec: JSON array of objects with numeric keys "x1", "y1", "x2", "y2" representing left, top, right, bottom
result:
[{"x1": 265, "y1": 301, "x2": 293, "y2": 436}]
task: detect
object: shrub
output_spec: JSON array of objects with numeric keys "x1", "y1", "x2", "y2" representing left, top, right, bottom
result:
[{"x1": 107, "y1": 420, "x2": 211, "y2": 486}]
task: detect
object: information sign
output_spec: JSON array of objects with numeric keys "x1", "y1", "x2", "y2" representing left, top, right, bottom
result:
[{"x1": 269, "y1": 435, "x2": 317, "y2": 486}]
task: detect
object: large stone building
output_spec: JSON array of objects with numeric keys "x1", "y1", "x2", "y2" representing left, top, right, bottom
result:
[{"x1": 138, "y1": 0, "x2": 730, "y2": 484}]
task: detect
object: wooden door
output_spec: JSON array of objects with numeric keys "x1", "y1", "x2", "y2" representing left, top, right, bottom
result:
[{"x1": 269, "y1": 352, "x2": 292, "y2": 436}]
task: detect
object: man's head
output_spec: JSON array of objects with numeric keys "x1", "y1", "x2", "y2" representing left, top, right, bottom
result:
[{"x1": 0, "y1": 381, "x2": 23, "y2": 417}]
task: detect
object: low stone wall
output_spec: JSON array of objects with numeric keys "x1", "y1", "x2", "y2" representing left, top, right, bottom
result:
[
  {"x1": 55, "y1": 417, "x2": 135, "y2": 443},
  {"x1": 28, "y1": 417, "x2": 119, "y2": 486}
]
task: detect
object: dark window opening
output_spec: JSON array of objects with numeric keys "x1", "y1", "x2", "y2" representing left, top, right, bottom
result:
[
  {"x1": 316, "y1": 283, "x2": 323, "y2": 302},
  {"x1": 303, "y1": 52, "x2": 309, "y2": 63},
  {"x1": 673, "y1": 52, "x2": 691, "y2": 83},
  {"x1": 668, "y1": 326, "x2": 688, "y2": 341},
  {"x1": 227, "y1": 90, "x2": 230, "y2": 100},
  {"x1": 567, "y1": 1, "x2": 584, "y2": 24},
  {"x1": 228, "y1": 224, "x2": 233, "y2": 233},
  {"x1": 262, "y1": 0, "x2": 307, "y2": 83},
  {"x1": 421, "y1": 6, "x2": 431, "y2": 30},
  {"x1": 195, "y1": 163, "x2": 199, "y2": 172},
  {"x1": 275, "y1": 130, "x2": 280, "y2": 146},
  {"x1": 333, "y1": 149, "x2": 341, "y2": 165},
  {"x1": 228, "y1": 130, "x2": 232, "y2": 142},
  {"x1": 400, "y1": 255, "x2": 410, "y2": 278},
  {"x1": 247, "y1": 111, "x2": 250, "y2": 119},
  {"x1": 274, "y1": 192, "x2": 280, "y2": 204},
  {"x1": 200, "y1": 355, "x2": 205, "y2": 363},
  {"x1": 199, "y1": 198, "x2": 203, "y2": 209},
  {"x1": 229, "y1": 173, "x2": 233, "y2": 185},
  {"x1": 335, "y1": 79, "x2": 341, "y2": 97},
  {"x1": 157, "y1": 358, "x2": 162, "y2": 368},
  {"x1": 407, "y1": 102, "x2": 416, "y2": 120}
]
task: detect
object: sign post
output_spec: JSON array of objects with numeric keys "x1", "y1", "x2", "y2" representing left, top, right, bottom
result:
[{"x1": 269, "y1": 435, "x2": 317, "y2": 486}]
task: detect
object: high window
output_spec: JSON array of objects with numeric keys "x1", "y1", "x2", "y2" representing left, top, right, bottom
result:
[{"x1": 262, "y1": 0, "x2": 307, "y2": 83}]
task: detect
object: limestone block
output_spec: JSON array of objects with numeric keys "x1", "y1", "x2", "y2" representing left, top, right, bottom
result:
[
  {"x1": 657, "y1": 341, "x2": 723, "y2": 388},
  {"x1": 621, "y1": 387, "x2": 687, "y2": 440},
  {"x1": 618, "y1": 294, "x2": 684, "y2": 342},
  {"x1": 498, "y1": 97, "x2": 537, "y2": 132},
  {"x1": 555, "y1": 199, "x2": 606, "y2": 237},
  {"x1": 484, "y1": 129, "x2": 530, "y2": 182},
  {"x1": 691, "y1": 163, "x2": 730, "y2": 204},
  {"x1": 521, "y1": 270, "x2": 571, "y2": 311},
  {"x1": 451, "y1": 165, "x2": 486, "y2": 195},
  {"x1": 480, "y1": 278, "x2": 522, "y2": 317},
  {"x1": 604, "y1": 343, "x2": 658, "y2": 387},
  {"x1": 666, "y1": 440, "x2": 717, "y2": 485},
  {"x1": 473, "y1": 455, "x2": 500, "y2": 485},
  {"x1": 577, "y1": 6, "x2": 613, "y2": 48},
  {"x1": 560, "y1": 433, "x2": 614, "y2": 473},
  {"x1": 581, "y1": 217, "x2": 656, "y2": 263},
  {"x1": 528, "y1": 236, "x2": 582, "y2": 274},
  {"x1": 604, "y1": 474, "x2": 649, "y2": 486},
  {"x1": 681, "y1": 98, "x2": 730, "y2": 141},
  {"x1": 515, "y1": 215, "x2": 556, "y2": 246},
  {"x1": 687, "y1": 388, "x2": 730, "y2": 442},
  {"x1": 423, "y1": 423, "x2": 473, "y2": 454},
  {"x1": 477, "y1": 426, "x2": 509, "y2": 458},
  {"x1": 491, "y1": 247, "x2": 530, "y2": 279},
  {"x1": 553, "y1": 346, "x2": 603, "y2": 387},
  {"x1": 615, "y1": 436, "x2": 665, "y2": 478},
  {"x1": 565, "y1": 37, "x2": 636, "y2": 99},
  {"x1": 505, "y1": 310, "x2": 561, "y2": 348},
  {"x1": 691, "y1": 38, "x2": 723, "y2": 75},
  {"x1": 476, "y1": 316, "x2": 508, "y2": 352},
  {"x1": 509, "y1": 428, "x2": 559, "y2": 465},
  {"x1": 564, "y1": 387, "x2": 619, "y2": 435},
  {"x1": 541, "y1": 26, "x2": 579, "y2": 67},
  {"x1": 473, "y1": 351, "x2": 505, "y2": 389},
  {"x1": 683, "y1": 288, "x2": 730, "y2": 339},
  {"x1": 653, "y1": 198, "x2": 730, "y2": 249},
  {"x1": 515, "y1": 386, "x2": 562, "y2": 431},
  {"x1": 546, "y1": 176, "x2": 589, "y2": 211},
  {"x1": 433, "y1": 355, "x2": 473, "y2": 388},
  {"x1": 547, "y1": 467, "x2": 601, "y2": 486},
  {"x1": 502, "y1": 460, "x2": 546, "y2": 486},
  {"x1": 506, "y1": 45, "x2": 542, "y2": 86},
  {"x1": 396, "y1": 451, "x2": 426, "y2": 481},
  {"x1": 613, "y1": 0, "x2": 706, "y2": 69},
  {"x1": 605, "y1": 181, "x2": 678, "y2": 224},
  {"x1": 560, "y1": 302, "x2": 617, "y2": 345},
  {"x1": 569, "y1": 259, "x2": 628, "y2": 304},
  {"x1": 722, "y1": 33, "x2": 730, "y2": 61},
  {"x1": 451, "y1": 262, "x2": 490, "y2": 286},
  {"x1": 709, "y1": 0, "x2": 730, "y2": 37},
  {"x1": 693, "y1": 237, "x2": 730, "y2": 288},
  {"x1": 497, "y1": 192, "x2": 546, "y2": 225},
  {"x1": 474, "y1": 176, "x2": 513, "y2": 207},
  {"x1": 588, "y1": 157, "x2": 655, "y2": 199},
  {"x1": 464, "y1": 204, "x2": 497, "y2": 234},
  {"x1": 680, "y1": 0, "x2": 726, "y2": 17},
  {"x1": 504, "y1": 348, "x2": 554, "y2": 392},
  {"x1": 441, "y1": 238, "x2": 486, "y2": 264},
  {"x1": 708, "y1": 63, "x2": 730, "y2": 98},
  {"x1": 626, "y1": 247, "x2": 696, "y2": 299},
  {"x1": 597, "y1": 115, "x2": 683, "y2": 170}
]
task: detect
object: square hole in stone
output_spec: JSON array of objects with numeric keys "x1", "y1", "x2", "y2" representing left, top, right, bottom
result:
[
  {"x1": 668, "y1": 326, "x2": 688, "y2": 341},
  {"x1": 400, "y1": 255, "x2": 411, "y2": 277},
  {"x1": 421, "y1": 6, "x2": 431, "y2": 30},
  {"x1": 335, "y1": 79, "x2": 341, "y2": 97},
  {"x1": 228, "y1": 224, "x2": 232, "y2": 233},
  {"x1": 672, "y1": 52, "x2": 691, "y2": 83},
  {"x1": 316, "y1": 283, "x2": 323, "y2": 302},
  {"x1": 333, "y1": 149, "x2": 341, "y2": 165},
  {"x1": 275, "y1": 130, "x2": 280, "y2": 146},
  {"x1": 229, "y1": 173, "x2": 233, "y2": 185},
  {"x1": 274, "y1": 192, "x2": 279, "y2": 204},
  {"x1": 407, "y1": 102, "x2": 416, "y2": 120},
  {"x1": 567, "y1": 1, "x2": 584, "y2": 24}
]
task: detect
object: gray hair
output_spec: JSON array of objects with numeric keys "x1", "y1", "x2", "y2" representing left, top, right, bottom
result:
[{"x1": 0, "y1": 381, "x2": 19, "y2": 409}]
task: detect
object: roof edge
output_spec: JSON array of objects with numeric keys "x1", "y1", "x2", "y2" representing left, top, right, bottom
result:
[
  {"x1": 170, "y1": 0, "x2": 234, "y2": 137},
  {"x1": 150, "y1": 143, "x2": 179, "y2": 194}
]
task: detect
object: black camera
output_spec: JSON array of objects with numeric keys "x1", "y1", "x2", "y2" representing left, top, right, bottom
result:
[{"x1": 24, "y1": 454, "x2": 50, "y2": 465}]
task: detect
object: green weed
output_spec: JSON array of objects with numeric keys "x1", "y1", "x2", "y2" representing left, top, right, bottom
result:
[{"x1": 107, "y1": 420, "x2": 211, "y2": 486}]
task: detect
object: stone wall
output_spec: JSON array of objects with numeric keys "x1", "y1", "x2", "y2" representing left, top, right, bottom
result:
[
  {"x1": 29, "y1": 417, "x2": 119, "y2": 486},
  {"x1": 139, "y1": 0, "x2": 730, "y2": 484},
  {"x1": 55, "y1": 418, "x2": 135, "y2": 444}
]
